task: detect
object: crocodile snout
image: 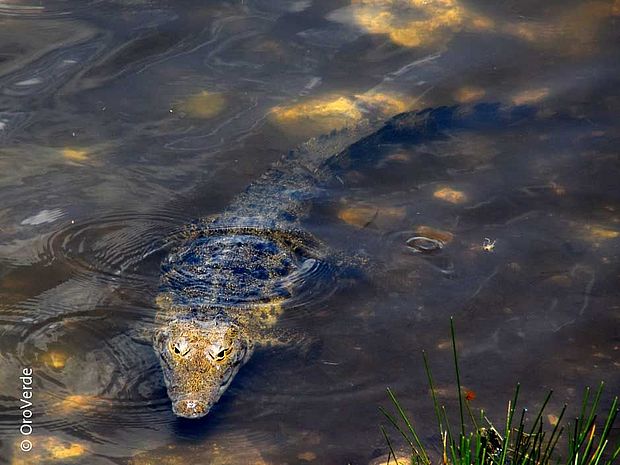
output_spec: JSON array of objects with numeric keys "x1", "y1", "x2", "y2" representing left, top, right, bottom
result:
[{"x1": 173, "y1": 398, "x2": 211, "y2": 418}]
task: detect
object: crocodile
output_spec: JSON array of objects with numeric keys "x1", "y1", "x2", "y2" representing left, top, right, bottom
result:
[{"x1": 153, "y1": 102, "x2": 536, "y2": 418}]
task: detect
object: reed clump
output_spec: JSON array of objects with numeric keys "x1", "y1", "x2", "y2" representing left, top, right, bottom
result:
[{"x1": 381, "y1": 319, "x2": 619, "y2": 465}]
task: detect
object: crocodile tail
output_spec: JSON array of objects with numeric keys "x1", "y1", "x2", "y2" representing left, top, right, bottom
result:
[{"x1": 320, "y1": 102, "x2": 538, "y2": 174}]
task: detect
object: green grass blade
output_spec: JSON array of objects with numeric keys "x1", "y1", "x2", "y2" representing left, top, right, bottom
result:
[
  {"x1": 450, "y1": 317, "x2": 465, "y2": 438},
  {"x1": 590, "y1": 396, "x2": 618, "y2": 465},
  {"x1": 518, "y1": 390, "x2": 553, "y2": 460},
  {"x1": 512, "y1": 408, "x2": 527, "y2": 464},
  {"x1": 541, "y1": 404, "x2": 567, "y2": 464},
  {"x1": 442, "y1": 405, "x2": 458, "y2": 463},
  {"x1": 381, "y1": 425, "x2": 399, "y2": 465},
  {"x1": 423, "y1": 350, "x2": 444, "y2": 435},
  {"x1": 386, "y1": 388, "x2": 431, "y2": 464},
  {"x1": 380, "y1": 405, "x2": 417, "y2": 452},
  {"x1": 498, "y1": 384, "x2": 520, "y2": 465},
  {"x1": 596, "y1": 396, "x2": 618, "y2": 448},
  {"x1": 603, "y1": 442, "x2": 620, "y2": 465},
  {"x1": 379, "y1": 325, "x2": 619, "y2": 465}
]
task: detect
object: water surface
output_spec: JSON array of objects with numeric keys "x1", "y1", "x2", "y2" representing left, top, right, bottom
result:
[{"x1": 0, "y1": 1, "x2": 619, "y2": 464}]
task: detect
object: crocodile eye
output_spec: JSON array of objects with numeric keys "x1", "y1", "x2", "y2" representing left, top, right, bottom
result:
[
  {"x1": 169, "y1": 338, "x2": 190, "y2": 357},
  {"x1": 211, "y1": 347, "x2": 231, "y2": 361}
]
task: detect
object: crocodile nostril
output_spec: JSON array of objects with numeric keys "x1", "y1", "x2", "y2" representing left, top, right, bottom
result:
[{"x1": 173, "y1": 399, "x2": 210, "y2": 418}]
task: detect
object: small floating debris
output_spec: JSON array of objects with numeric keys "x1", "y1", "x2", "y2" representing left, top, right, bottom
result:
[
  {"x1": 547, "y1": 413, "x2": 560, "y2": 426},
  {"x1": 414, "y1": 225, "x2": 454, "y2": 244},
  {"x1": 482, "y1": 237, "x2": 496, "y2": 252},
  {"x1": 406, "y1": 236, "x2": 444, "y2": 253},
  {"x1": 433, "y1": 186, "x2": 467, "y2": 204}
]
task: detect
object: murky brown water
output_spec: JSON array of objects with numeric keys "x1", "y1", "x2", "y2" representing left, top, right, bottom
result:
[{"x1": 1, "y1": 1, "x2": 619, "y2": 464}]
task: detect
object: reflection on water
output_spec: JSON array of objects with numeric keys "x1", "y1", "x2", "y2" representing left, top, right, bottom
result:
[
  {"x1": 0, "y1": 0, "x2": 619, "y2": 464},
  {"x1": 271, "y1": 90, "x2": 411, "y2": 136},
  {"x1": 331, "y1": 0, "x2": 620, "y2": 55},
  {"x1": 329, "y1": 0, "x2": 488, "y2": 48}
]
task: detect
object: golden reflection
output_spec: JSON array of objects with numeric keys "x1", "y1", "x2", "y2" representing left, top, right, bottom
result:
[
  {"x1": 129, "y1": 440, "x2": 270, "y2": 465},
  {"x1": 504, "y1": 1, "x2": 620, "y2": 54},
  {"x1": 297, "y1": 451, "x2": 317, "y2": 461},
  {"x1": 175, "y1": 90, "x2": 226, "y2": 119},
  {"x1": 433, "y1": 186, "x2": 467, "y2": 204},
  {"x1": 546, "y1": 274, "x2": 572, "y2": 287},
  {"x1": 337, "y1": 202, "x2": 406, "y2": 228},
  {"x1": 512, "y1": 88, "x2": 550, "y2": 105},
  {"x1": 370, "y1": 453, "x2": 411, "y2": 465},
  {"x1": 338, "y1": 0, "x2": 493, "y2": 49},
  {"x1": 550, "y1": 181, "x2": 567, "y2": 196},
  {"x1": 12, "y1": 436, "x2": 87, "y2": 465},
  {"x1": 50, "y1": 443, "x2": 86, "y2": 460},
  {"x1": 386, "y1": 151, "x2": 411, "y2": 162},
  {"x1": 272, "y1": 95, "x2": 361, "y2": 134},
  {"x1": 348, "y1": 0, "x2": 466, "y2": 48},
  {"x1": 338, "y1": 205, "x2": 378, "y2": 228},
  {"x1": 454, "y1": 86, "x2": 485, "y2": 103},
  {"x1": 61, "y1": 148, "x2": 89, "y2": 162},
  {"x1": 270, "y1": 91, "x2": 411, "y2": 136},
  {"x1": 586, "y1": 225, "x2": 620, "y2": 240},
  {"x1": 335, "y1": 0, "x2": 618, "y2": 56},
  {"x1": 55, "y1": 394, "x2": 104, "y2": 413},
  {"x1": 42, "y1": 351, "x2": 68, "y2": 370},
  {"x1": 574, "y1": 223, "x2": 620, "y2": 248},
  {"x1": 356, "y1": 91, "x2": 410, "y2": 115}
]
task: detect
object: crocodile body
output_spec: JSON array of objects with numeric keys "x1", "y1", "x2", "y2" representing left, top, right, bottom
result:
[{"x1": 153, "y1": 103, "x2": 535, "y2": 418}]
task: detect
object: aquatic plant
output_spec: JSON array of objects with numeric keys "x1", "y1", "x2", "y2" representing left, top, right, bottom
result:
[{"x1": 381, "y1": 319, "x2": 619, "y2": 465}]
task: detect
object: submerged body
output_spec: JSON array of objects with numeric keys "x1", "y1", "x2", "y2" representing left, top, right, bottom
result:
[
  {"x1": 154, "y1": 226, "x2": 329, "y2": 418},
  {"x1": 154, "y1": 103, "x2": 535, "y2": 418},
  {"x1": 153, "y1": 117, "x2": 365, "y2": 418}
]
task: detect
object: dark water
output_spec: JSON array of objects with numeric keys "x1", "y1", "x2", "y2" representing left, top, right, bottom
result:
[{"x1": 1, "y1": 1, "x2": 619, "y2": 464}]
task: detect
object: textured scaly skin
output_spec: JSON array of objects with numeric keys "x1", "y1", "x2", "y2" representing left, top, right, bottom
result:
[{"x1": 152, "y1": 103, "x2": 535, "y2": 418}]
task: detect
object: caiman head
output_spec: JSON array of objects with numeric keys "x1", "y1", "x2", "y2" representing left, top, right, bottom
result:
[{"x1": 153, "y1": 313, "x2": 254, "y2": 419}]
